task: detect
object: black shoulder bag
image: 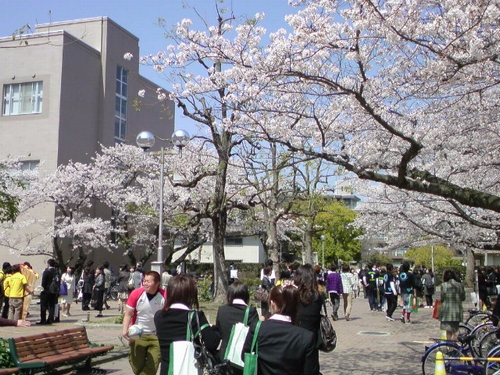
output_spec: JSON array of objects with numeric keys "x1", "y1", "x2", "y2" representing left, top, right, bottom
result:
[
  {"x1": 318, "y1": 302, "x2": 337, "y2": 352},
  {"x1": 193, "y1": 311, "x2": 229, "y2": 375}
]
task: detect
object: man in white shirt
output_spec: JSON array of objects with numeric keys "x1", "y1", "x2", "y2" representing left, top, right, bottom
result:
[{"x1": 122, "y1": 271, "x2": 166, "y2": 375}]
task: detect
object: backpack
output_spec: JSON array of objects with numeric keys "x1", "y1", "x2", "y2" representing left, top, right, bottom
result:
[
  {"x1": 425, "y1": 277, "x2": 435, "y2": 288},
  {"x1": 49, "y1": 272, "x2": 61, "y2": 294}
]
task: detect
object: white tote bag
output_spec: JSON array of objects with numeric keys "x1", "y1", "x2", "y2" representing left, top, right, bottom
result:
[
  {"x1": 168, "y1": 312, "x2": 199, "y2": 375},
  {"x1": 169, "y1": 340, "x2": 199, "y2": 375},
  {"x1": 224, "y1": 306, "x2": 251, "y2": 368}
]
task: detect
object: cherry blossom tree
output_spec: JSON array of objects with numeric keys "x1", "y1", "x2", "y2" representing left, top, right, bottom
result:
[
  {"x1": 139, "y1": 6, "x2": 268, "y2": 301},
  {"x1": 128, "y1": 0, "x2": 500, "y2": 299},
  {"x1": 355, "y1": 182, "x2": 481, "y2": 283},
  {"x1": 149, "y1": 0, "x2": 500, "y2": 271},
  {"x1": 225, "y1": 0, "x2": 500, "y2": 246}
]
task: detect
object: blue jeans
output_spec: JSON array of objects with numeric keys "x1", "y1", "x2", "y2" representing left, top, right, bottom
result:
[{"x1": 401, "y1": 293, "x2": 412, "y2": 314}]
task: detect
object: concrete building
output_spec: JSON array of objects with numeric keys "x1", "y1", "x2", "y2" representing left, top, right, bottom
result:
[
  {"x1": 0, "y1": 17, "x2": 175, "y2": 273},
  {"x1": 175, "y1": 235, "x2": 267, "y2": 265}
]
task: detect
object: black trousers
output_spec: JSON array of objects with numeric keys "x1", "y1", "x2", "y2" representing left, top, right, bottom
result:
[
  {"x1": 94, "y1": 290, "x2": 104, "y2": 312},
  {"x1": 40, "y1": 292, "x2": 57, "y2": 322},
  {"x1": 425, "y1": 294, "x2": 433, "y2": 307},
  {"x1": 1, "y1": 297, "x2": 9, "y2": 319},
  {"x1": 386, "y1": 293, "x2": 397, "y2": 318}
]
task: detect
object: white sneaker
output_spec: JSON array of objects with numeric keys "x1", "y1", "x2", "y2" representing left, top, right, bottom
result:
[{"x1": 386, "y1": 316, "x2": 395, "y2": 321}]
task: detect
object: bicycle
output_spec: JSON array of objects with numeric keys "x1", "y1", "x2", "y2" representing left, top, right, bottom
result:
[
  {"x1": 421, "y1": 334, "x2": 477, "y2": 375},
  {"x1": 422, "y1": 323, "x2": 498, "y2": 375}
]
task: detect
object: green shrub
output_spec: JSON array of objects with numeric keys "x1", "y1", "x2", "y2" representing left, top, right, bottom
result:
[
  {"x1": 197, "y1": 279, "x2": 213, "y2": 302},
  {"x1": 0, "y1": 338, "x2": 14, "y2": 369},
  {"x1": 114, "y1": 314, "x2": 124, "y2": 324}
]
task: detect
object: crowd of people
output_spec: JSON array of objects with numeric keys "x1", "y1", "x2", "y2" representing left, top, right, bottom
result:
[
  {"x1": 0, "y1": 261, "x2": 37, "y2": 326},
  {"x1": 121, "y1": 263, "x2": 323, "y2": 375},
  {"x1": 319, "y1": 261, "x2": 437, "y2": 324},
  {"x1": 0, "y1": 258, "x2": 166, "y2": 326},
  {"x1": 0, "y1": 257, "x2": 467, "y2": 375}
]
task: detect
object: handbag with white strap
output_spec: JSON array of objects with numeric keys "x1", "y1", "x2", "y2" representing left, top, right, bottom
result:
[{"x1": 224, "y1": 305, "x2": 251, "y2": 368}]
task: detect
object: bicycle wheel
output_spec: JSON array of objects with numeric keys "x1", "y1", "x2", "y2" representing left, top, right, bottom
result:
[
  {"x1": 484, "y1": 345, "x2": 500, "y2": 375},
  {"x1": 471, "y1": 322, "x2": 497, "y2": 357},
  {"x1": 480, "y1": 329, "x2": 500, "y2": 357},
  {"x1": 422, "y1": 342, "x2": 464, "y2": 375},
  {"x1": 467, "y1": 312, "x2": 492, "y2": 328}
]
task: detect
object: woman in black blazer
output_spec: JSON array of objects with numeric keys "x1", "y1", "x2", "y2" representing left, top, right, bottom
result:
[
  {"x1": 154, "y1": 274, "x2": 220, "y2": 375},
  {"x1": 215, "y1": 281, "x2": 260, "y2": 374},
  {"x1": 294, "y1": 264, "x2": 323, "y2": 374},
  {"x1": 261, "y1": 266, "x2": 274, "y2": 318},
  {"x1": 242, "y1": 284, "x2": 317, "y2": 375}
]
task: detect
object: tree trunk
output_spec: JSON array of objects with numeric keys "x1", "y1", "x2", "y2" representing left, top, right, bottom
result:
[
  {"x1": 211, "y1": 211, "x2": 228, "y2": 303},
  {"x1": 266, "y1": 218, "x2": 280, "y2": 275},
  {"x1": 466, "y1": 248, "x2": 475, "y2": 288},
  {"x1": 303, "y1": 222, "x2": 314, "y2": 264}
]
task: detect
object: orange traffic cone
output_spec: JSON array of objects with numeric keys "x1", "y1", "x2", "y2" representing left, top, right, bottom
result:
[{"x1": 434, "y1": 351, "x2": 446, "y2": 375}]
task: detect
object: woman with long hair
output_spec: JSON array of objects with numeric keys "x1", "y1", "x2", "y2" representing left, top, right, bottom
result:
[
  {"x1": 154, "y1": 274, "x2": 220, "y2": 375},
  {"x1": 242, "y1": 284, "x2": 317, "y2": 375},
  {"x1": 294, "y1": 264, "x2": 322, "y2": 374}
]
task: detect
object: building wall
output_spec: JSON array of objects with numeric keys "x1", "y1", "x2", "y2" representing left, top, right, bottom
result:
[
  {"x1": 0, "y1": 17, "x2": 175, "y2": 275},
  {"x1": 174, "y1": 236, "x2": 266, "y2": 265}
]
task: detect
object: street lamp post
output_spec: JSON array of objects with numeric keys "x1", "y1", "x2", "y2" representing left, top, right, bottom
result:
[
  {"x1": 136, "y1": 130, "x2": 190, "y2": 274},
  {"x1": 320, "y1": 235, "x2": 325, "y2": 270}
]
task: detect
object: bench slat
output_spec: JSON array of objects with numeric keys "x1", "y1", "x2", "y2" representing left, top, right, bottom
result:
[
  {"x1": 0, "y1": 368, "x2": 20, "y2": 375},
  {"x1": 16, "y1": 341, "x2": 89, "y2": 357},
  {"x1": 23, "y1": 347, "x2": 113, "y2": 365}
]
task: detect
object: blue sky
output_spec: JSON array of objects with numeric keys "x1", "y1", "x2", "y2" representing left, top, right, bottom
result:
[{"x1": 1, "y1": 0, "x2": 296, "y2": 135}]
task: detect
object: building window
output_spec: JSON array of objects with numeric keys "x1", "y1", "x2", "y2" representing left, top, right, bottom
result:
[
  {"x1": 21, "y1": 160, "x2": 39, "y2": 171},
  {"x1": 3, "y1": 81, "x2": 43, "y2": 116},
  {"x1": 18, "y1": 160, "x2": 39, "y2": 188},
  {"x1": 115, "y1": 66, "x2": 128, "y2": 144},
  {"x1": 225, "y1": 238, "x2": 243, "y2": 246}
]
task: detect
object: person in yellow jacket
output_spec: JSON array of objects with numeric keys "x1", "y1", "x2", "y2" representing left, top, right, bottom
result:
[{"x1": 4, "y1": 264, "x2": 33, "y2": 320}]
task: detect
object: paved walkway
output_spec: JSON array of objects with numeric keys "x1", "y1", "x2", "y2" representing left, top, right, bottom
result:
[{"x1": 1, "y1": 296, "x2": 472, "y2": 374}]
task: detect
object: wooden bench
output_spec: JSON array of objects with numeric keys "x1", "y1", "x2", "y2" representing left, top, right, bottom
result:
[{"x1": 6, "y1": 326, "x2": 113, "y2": 374}]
